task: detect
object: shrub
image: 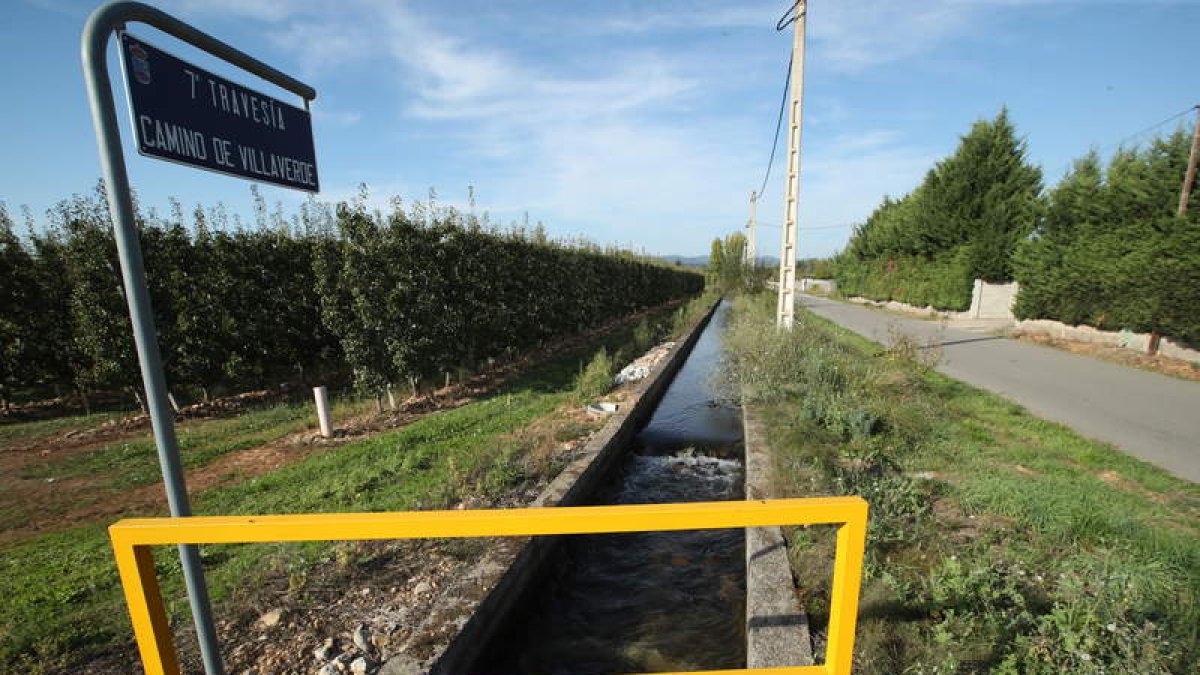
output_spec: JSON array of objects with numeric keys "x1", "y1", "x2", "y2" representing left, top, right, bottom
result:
[{"x1": 573, "y1": 348, "x2": 613, "y2": 401}]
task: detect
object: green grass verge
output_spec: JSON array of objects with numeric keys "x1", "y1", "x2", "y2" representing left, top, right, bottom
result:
[
  {"x1": 726, "y1": 293, "x2": 1199, "y2": 674},
  {"x1": 0, "y1": 411, "x2": 129, "y2": 446},
  {"x1": 16, "y1": 398, "x2": 371, "y2": 488},
  {"x1": 0, "y1": 298, "x2": 699, "y2": 671},
  {"x1": 0, "y1": 398, "x2": 378, "y2": 538}
]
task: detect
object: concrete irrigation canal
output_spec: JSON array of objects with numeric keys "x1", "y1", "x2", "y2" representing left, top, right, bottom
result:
[
  {"x1": 97, "y1": 298, "x2": 821, "y2": 675},
  {"x1": 476, "y1": 300, "x2": 747, "y2": 674},
  {"x1": 387, "y1": 299, "x2": 813, "y2": 675}
]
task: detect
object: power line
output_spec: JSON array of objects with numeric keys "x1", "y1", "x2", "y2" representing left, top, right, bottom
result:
[
  {"x1": 754, "y1": 221, "x2": 853, "y2": 231},
  {"x1": 756, "y1": 57, "x2": 792, "y2": 200},
  {"x1": 1096, "y1": 105, "x2": 1198, "y2": 155},
  {"x1": 801, "y1": 223, "x2": 855, "y2": 231}
]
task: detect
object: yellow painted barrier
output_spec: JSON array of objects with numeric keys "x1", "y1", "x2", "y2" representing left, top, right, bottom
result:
[{"x1": 109, "y1": 496, "x2": 868, "y2": 675}]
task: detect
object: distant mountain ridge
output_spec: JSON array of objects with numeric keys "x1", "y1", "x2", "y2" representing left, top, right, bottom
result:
[{"x1": 657, "y1": 254, "x2": 779, "y2": 268}]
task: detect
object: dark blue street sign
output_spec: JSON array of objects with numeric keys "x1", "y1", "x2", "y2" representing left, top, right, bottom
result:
[{"x1": 119, "y1": 32, "x2": 319, "y2": 193}]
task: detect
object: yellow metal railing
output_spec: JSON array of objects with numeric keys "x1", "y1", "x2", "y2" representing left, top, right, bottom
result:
[{"x1": 109, "y1": 496, "x2": 868, "y2": 675}]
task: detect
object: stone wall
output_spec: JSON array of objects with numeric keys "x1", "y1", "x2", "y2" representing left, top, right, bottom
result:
[
  {"x1": 1013, "y1": 319, "x2": 1200, "y2": 365},
  {"x1": 840, "y1": 279, "x2": 1018, "y2": 322},
  {"x1": 965, "y1": 280, "x2": 1019, "y2": 320},
  {"x1": 798, "y1": 278, "x2": 837, "y2": 294},
  {"x1": 833, "y1": 280, "x2": 1200, "y2": 364}
]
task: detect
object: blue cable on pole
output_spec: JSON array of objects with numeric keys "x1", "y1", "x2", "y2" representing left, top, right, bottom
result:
[
  {"x1": 776, "y1": 0, "x2": 805, "y2": 31},
  {"x1": 757, "y1": 57, "x2": 791, "y2": 200}
]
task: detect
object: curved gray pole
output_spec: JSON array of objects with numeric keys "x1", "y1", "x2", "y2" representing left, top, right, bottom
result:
[{"x1": 81, "y1": 4, "x2": 316, "y2": 673}]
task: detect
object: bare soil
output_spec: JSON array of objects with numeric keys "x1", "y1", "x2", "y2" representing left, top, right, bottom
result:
[
  {"x1": 69, "y1": 366, "x2": 642, "y2": 675},
  {"x1": 0, "y1": 301, "x2": 680, "y2": 550},
  {"x1": 4, "y1": 299, "x2": 688, "y2": 675},
  {"x1": 1010, "y1": 331, "x2": 1200, "y2": 382}
]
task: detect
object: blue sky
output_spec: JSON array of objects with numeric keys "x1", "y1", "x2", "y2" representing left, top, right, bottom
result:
[{"x1": 2, "y1": 0, "x2": 1198, "y2": 258}]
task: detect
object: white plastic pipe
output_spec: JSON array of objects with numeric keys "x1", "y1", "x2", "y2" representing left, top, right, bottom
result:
[{"x1": 313, "y1": 386, "x2": 333, "y2": 438}]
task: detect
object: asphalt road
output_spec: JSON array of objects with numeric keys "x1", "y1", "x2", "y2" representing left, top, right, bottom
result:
[{"x1": 798, "y1": 294, "x2": 1200, "y2": 483}]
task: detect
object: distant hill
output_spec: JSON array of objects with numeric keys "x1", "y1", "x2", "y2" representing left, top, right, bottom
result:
[
  {"x1": 657, "y1": 255, "x2": 709, "y2": 268},
  {"x1": 657, "y1": 255, "x2": 779, "y2": 268}
]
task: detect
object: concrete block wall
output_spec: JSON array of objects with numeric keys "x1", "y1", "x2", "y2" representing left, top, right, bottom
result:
[
  {"x1": 798, "y1": 278, "x2": 837, "y2": 294},
  {"x1": 1013, "y1": 319, "x2": 1200, "y2": 365},
  {"x1": 839, "y1": 279, "x2": 1019, "y2": 322},
  {"x1": 966, "y1": 280, "x2": 1019, "y2": 320}
]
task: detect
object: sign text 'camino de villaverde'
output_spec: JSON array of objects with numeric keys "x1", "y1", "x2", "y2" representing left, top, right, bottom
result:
[{"x1": 119, "y1": 32, "x2": 319, "y2": 192}]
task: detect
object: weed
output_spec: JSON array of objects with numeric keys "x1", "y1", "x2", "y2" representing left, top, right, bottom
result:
[
  {"x1": 670, "y1": 290, "x2": 720, "y2": 338},
  {"x1": 573, "y1": 348, "x2": 614, "y2": 402},
  {"x1": 552, "y1": 422, "x2": 589, "y2": 443},
  {"x1": 725, "y1": 292, "x2": 1200, "y2": 674},
  {"x1": 884, "y1": 322, "x2": 943, "y2": 371},
  {"x1": 632, "y1": 318, "x2": 655, "y2": 354}
]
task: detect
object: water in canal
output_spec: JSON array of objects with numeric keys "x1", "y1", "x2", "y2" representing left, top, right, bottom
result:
[{"x1": 479, "y1": 301, "x2": 745, "y2": 674}]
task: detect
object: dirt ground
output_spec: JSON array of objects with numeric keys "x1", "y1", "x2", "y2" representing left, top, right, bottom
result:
[
  {"x1": 1009, "y1": 331, "x2": 1200, "y2": 382},
  {"x1": 63, "y1": 357, "x2": 650, "y2": 675},
  {"x1": 0, "y1": 301, "x2": 679, "y2": 550},
  {"x1": 1, "y1": 299, "x2": 688, "y2": 675}
]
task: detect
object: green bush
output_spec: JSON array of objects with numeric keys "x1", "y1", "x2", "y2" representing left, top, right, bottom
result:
[
  {"x1": 573, "y1": 348, "x2": 613, "y2": 401},
  {"x1": 632, "y1": 318, "x2": 655, "y2": 354},
  {"x1": 834, "y1": 250, "x2": 974, "y2": 311},
  {"x1": 832, "y1": 109, "x2": 1042, "y2": 310},
  {"x1": 1013, "y1": 134, "x2": 1200, "y2": 345}
]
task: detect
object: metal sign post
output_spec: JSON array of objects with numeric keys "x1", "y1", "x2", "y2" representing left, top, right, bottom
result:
[{"x1": 81, "y1": 3, "x2": 318, "y2": 673}]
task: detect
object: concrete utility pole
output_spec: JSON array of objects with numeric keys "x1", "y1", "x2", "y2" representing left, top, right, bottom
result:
[
  {"x1": 747, "y1": 190, "x2": 758, "y2": 265},
  {"x1": 776, "y1": 0, "x2": 806, "y2": 328},
  {"x1": 1177, "y1": 105, "x2": 1200, "y2": 217}
]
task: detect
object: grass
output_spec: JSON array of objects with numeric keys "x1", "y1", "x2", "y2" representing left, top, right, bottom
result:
[
  {"x1": 0, "y1": 410, "x2": 129, "y2": 446},
  {"x1": 0, "y1": 298, "x2": 698, "y2": 672},
  {"x1": 573, "y1": 347, "x2": 615, "y2": 402},
  {"x1": 0, "y1": 397, "x2": 379, "y2": 539},
  {"x1": 16, "y1": 398, "x2": 372, "y2": 488},
  {"x1": 725, "y1": 293, "x2": 1199, "y2": 674}
]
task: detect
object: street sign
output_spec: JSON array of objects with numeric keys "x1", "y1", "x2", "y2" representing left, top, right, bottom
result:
[{"x1": 118, "y1": 32, "x2": 319, "y2": 192}]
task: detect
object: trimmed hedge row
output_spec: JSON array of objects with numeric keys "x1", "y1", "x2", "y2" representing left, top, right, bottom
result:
[
  {"x1": 834, "y1": 251, "x2": 973, "y2": 312},
  {"x1": 0, "y1": 189, "x2": 703, "y2": 406}
]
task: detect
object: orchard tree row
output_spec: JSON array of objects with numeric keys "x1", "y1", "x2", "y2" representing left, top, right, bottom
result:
[
  {"x1": 0, "y1": 185, "x2": 703, "y2": 410},
  {"x1": 833, "y1": 109, "x2": 1200, "y2": 345}
]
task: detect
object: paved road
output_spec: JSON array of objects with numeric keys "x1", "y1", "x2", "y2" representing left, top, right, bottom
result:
[{"x1": 798, "y1": 294, "x2": 1200, "y2": 483}]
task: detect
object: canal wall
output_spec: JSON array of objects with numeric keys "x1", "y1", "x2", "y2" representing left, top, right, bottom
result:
[{"x1": 743, "y1": 406, "x2": 814, "y2": 668}]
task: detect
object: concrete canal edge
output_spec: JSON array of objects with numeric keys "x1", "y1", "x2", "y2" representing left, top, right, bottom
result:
[
  {"x1": 743, "y1": 405, "x2": 815, "y2": 668},
  {"x1": 385, "y1": 298, "x2": 724, "y2": 675}
]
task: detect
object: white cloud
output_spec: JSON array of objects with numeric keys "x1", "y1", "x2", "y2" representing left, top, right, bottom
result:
[
  {"x1": 264, "y1": 20, "x2": 374, "y2": 74},
  {"x1": 144, "y1": 1, "x2": 991, "y2": 254},
  {"x1": 239, "y1": 1, "x2": 738, "y2": 251},
  {"x1": 312, "y1": 108, "x2": 362, "y2": 126},
  {"x1": 170, "y1": 0, "x2": 317, "y2": 23},
  {"x1": 784, "y1": 132, "x2": 941, "y2": 256},
  {"x1": 806, "y1": 1, "x2": 976, "y2": 73},
  {"x1": 592, "y1": 4, "x2": 770, "y2": 34},
  {"x1": 585, "y1": 0, "x2": 1003, "y2": 73}
]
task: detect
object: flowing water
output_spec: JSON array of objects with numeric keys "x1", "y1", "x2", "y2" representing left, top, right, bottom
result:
[{"x1": 476, "y1": 301, "x2": 745, "y2": 674}]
